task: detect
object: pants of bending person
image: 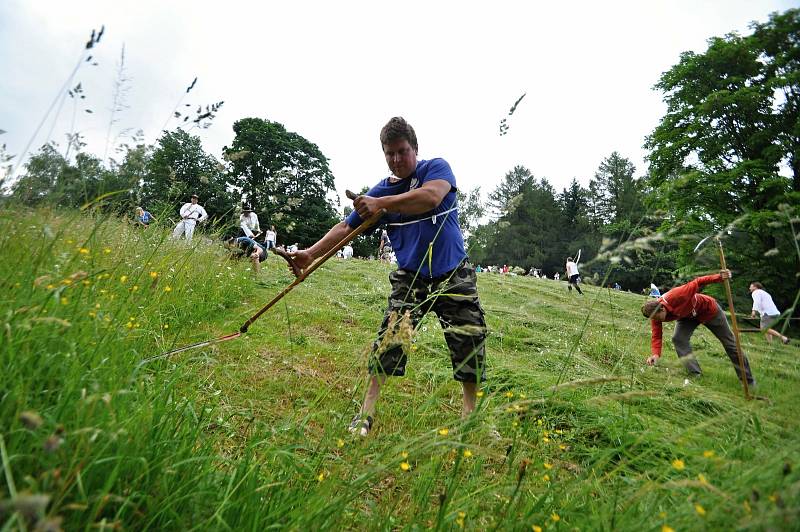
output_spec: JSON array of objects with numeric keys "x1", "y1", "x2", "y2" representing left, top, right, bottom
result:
[
  {"x1": 172, "y1": 219, "x2": 197, "y2": 240},
  {"x1": 671, "y1": 304, "x2": 754, "y2": 385}
]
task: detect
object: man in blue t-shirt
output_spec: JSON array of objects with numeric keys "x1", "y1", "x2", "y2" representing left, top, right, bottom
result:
[{"x1": 289, "y1": 117, "x2": 487, "y2": 436}]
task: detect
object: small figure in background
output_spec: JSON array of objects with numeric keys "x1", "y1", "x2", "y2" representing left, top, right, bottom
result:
[
  {"x1": 239, "y1": 204, "x2": 261, "y2": 239},
  {"x1": 749, "y1": 282, "x2": 791, "y2": 345},
  {"x1": 265, "y1": 225, "x2": 277, "y2": 250},
  {"x1": 135, "y1": 206, "x2": 155, "y2": 227},
  {"x1": 172, "y1": 194, "x2": 208, "y2": 241},
  {"x1": 649, "y1": 283, "x2": 661, "y2": 298},
  {"x1": 565, "y1": 256, "x2": 583, "y2": 294},
  {"x1": 343, "y1": 244, "x2": 354, "y2": 259}
]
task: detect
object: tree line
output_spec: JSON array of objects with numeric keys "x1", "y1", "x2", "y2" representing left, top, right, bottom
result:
[
  {"x1": 2, "y1": 118, "x2": 341, "y2": 248},
  {"x1": 2, "y1": 9, "x2": 797, "y2": 312},
  {"x1": 468, "y1": 8, "x2": 799, "y2": 314}
]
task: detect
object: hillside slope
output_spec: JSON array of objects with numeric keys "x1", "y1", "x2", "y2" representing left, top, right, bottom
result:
[{"x1": 1, "y1": 209, "x2": 798, "y2": 530}]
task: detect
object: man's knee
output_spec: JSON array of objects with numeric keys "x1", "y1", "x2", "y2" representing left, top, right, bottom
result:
[{"x1": 671, "y1": 334, "x2": 691, "y2": 356}]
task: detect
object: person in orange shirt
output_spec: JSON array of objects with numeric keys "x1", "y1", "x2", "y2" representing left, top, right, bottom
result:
[{"x1": 640, "y1": 270, "x2": 755, "y2": 386}]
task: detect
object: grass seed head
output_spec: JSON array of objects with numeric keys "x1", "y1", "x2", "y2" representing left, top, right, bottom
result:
[{"x1": 19, "y1": 410, "x2": 43, "y2": 430}]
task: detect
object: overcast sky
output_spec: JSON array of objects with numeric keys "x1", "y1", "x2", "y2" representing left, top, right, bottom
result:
[{"x1": 1, "y1": 0, "x2": 794, "y2": 207}]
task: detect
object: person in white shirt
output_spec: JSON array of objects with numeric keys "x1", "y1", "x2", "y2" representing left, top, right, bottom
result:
[
  {"x1": 239, "y1": 204, "x2": 261, "y2": 239},
  {"x1": 749, "y1": 282, "x2": 790, "y2": 345},
  {"x1": 172, "y1": 194, "x2": 208, "y2": 241},
  {"x1": 342, "y1": 244, "x2": 354, "y2": 259},
  {"x1": 264, "y1": 225, "x2": 277, "y2": 250},
  {"x1": 565, "y1": 257, "x2": 583, "y2": 294}
]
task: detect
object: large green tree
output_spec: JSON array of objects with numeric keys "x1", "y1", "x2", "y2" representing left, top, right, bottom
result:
[
  {"x1": 224, "y1": 118, "x2": 338, "y2": 246},
  {"x1": 140, "y1": 129, "x2": 233, "y2": 224},
  {"x1": 472, "y1": 167, "x2": 569, "y2": 273},
  {"x1": 644, "y1": 9, "x2": 799, "y2": 309}
]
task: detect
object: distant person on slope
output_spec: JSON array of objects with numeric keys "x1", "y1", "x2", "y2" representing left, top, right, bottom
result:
[
  {"x1": 239, "y1": 204, "x2": 261, "y2": 239},
  {"x1": 288, "y1": 117, "x2": 487, "y2": 437},
  {"x1": 264, "y1": 225, "x2": 277, "y2": 250},
  {"x1": 649, "y1": 283, "x2": 661, "y2": 298},
  {"x1": 641, "y1": 270, "x2": 755, "y2": 387},
  {"x1": 135, "y1": 206, "x2": 155, "y2": 227},
  {"x1": 749, "y1": 282, "x2": 791, "y2": 345},
  {"x1": 172, "y1": 194, "x2": 208, "y2": 241},
  {"x1": 565, "y1": 257, "x2": 583, "y2": 294}
]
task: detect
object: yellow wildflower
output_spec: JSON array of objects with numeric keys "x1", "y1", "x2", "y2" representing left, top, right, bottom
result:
[
  {"x1": 60, "y1": 297, "x2": 68, "y2": 305},
  {"x1": 476, "y1": 391, "x2": 484, "y2": 398},
  {"x1": 662, "y1": 526, "x2": 674, "y2": 532},
  {"x1": 543, "y1": 462, "x2": 553, "y2": 470},
  {"x1": 401, "y1": 451, "x2": 409, "y2": 458},
  {"x1": 61, "y1": 279, "x2": 72, "y2": 285},
  {"x1": 337, "y1": 438, "x2": 344, "y2": 448},
  {"x1": 512, "y1": 421, "x2": 519, "y2": 428},
  {"x1": 520, "y1": 393, "x2": 527, "y2": 399},
  {"x1": 120, "y1": 275, "x2": 128, "y2": 283},
  {"x1": 150, "y1": 271, "x2": 158, "y2": 278},
  {"x1": 400, "y1": 462, "x2": 410, "y2": 471},
  {"x1": 697, "y1": 473, "x2": 708, "y2": 485},
  {"x1": 317, "y1": 472, "x2": 324, "y2": 482},
  {"x1": 46, "y1": 284, "x2": 55, "y2": 290},
  {"x1": 703, "y1": 450, "x2": 715, "y2": 458},
  {"x1": 164, "y1": 286, "x2": 172, "y2": 292},
  {"x1": 505, "y1": 391, "x2": 514, "y2": 398},
  {"x1": 82, "y1": 280, "x2": 90, "y2": 286},
  {"x1": 163, "y1": 324, "x2": 169, "y2": 329},
  {"x1": 532, "y1": 526, "x2": 542, "y2": 532},
  {"x1": 131, "y1": 285, "x2": 139, "y2": 291},
  {"x1": 79, "y1": 248, "x2": 89, "y2": 254},
  {"x1": 537, "y1": 418, "x2": 543, "y2": 426},
  {"x1": 551, "y1": 512, "x2": 560, "y2": 522},
  {"x1": 88, "y1": 311, "x2": 96, "y2": 318},
  {"x1": 103, "y1": 248, "x2": 111, "y2": 254},
  {"x1": 671, "y1": 459, "x2": 685, "y2": 471},
  {"x1": 126, "y1": 322, "x2": 134, "y2": 329},
  {"x1": 456, "y1": 511, "x2": 466, "y2": 527},
  {"x1": 463, "y1": 450, "x2": 472, "y2": 458},
  {"x1": 543, "y1": 474, "x2": 550, "y2": 482},
  {"x1": 543, "y1": 437, "x2": 550, "y2": 443},
  {"x1": 439, "y1": 428, "x2": 449, "y2": 436},
  {"x1": 695, "y1": 504, "x2": 706, "y2": 516},
  {"x1": 559, "y1": 444, "x2": 567, "y2": 450}
]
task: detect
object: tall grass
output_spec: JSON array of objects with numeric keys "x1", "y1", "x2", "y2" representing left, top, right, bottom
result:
[{"x1": 1, "y1": 207, "x2": 798, "y2": 530}]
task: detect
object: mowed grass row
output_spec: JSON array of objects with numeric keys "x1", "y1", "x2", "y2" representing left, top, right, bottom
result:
[{"x1": 1, "y1": 208, "x2": 798, "y2": 530}]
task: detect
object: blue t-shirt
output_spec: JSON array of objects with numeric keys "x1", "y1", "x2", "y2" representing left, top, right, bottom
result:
[
  {"x1": 345, "y1": 158, "x2": 466, "y2": 278},
  {"x1": 139, "y1": 211, "x2": 152, "y2": 224}
]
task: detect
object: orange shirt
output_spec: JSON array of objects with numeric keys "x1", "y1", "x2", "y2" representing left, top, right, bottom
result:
[{"x1": 650, "y1": 274, "x2": 722, "y2": 356}]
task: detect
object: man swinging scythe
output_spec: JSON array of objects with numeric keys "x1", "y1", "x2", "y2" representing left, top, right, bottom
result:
[
  {"x1": 641, "y1": 235, "x2": 756, "y2": 396},
  {"x1": 289, "y1": 117, "x2": 488, "y2": 436}
]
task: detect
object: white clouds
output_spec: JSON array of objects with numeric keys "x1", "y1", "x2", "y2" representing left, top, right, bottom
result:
[{"x1": 0, "y1": 0, "x2": 794, "y2": 203}]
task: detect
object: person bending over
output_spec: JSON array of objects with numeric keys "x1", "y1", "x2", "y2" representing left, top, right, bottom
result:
[{"x1": 641, "y1": 270, "x2": 755, "y2": 387}]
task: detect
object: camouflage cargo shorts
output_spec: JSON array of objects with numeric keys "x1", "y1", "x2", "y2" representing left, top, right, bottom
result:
[{"x1": 369, "y1": 261, "x2": 487, "y2": 382}]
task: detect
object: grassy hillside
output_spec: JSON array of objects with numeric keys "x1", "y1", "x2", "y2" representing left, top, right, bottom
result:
[{"x1": 1, "y1": 208, "x2": 798, "y2": 530}]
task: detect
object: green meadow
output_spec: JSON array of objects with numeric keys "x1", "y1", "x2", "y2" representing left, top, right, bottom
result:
[{"x1": 1, "y1": 208, "x2": 798, "y2": 530}]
